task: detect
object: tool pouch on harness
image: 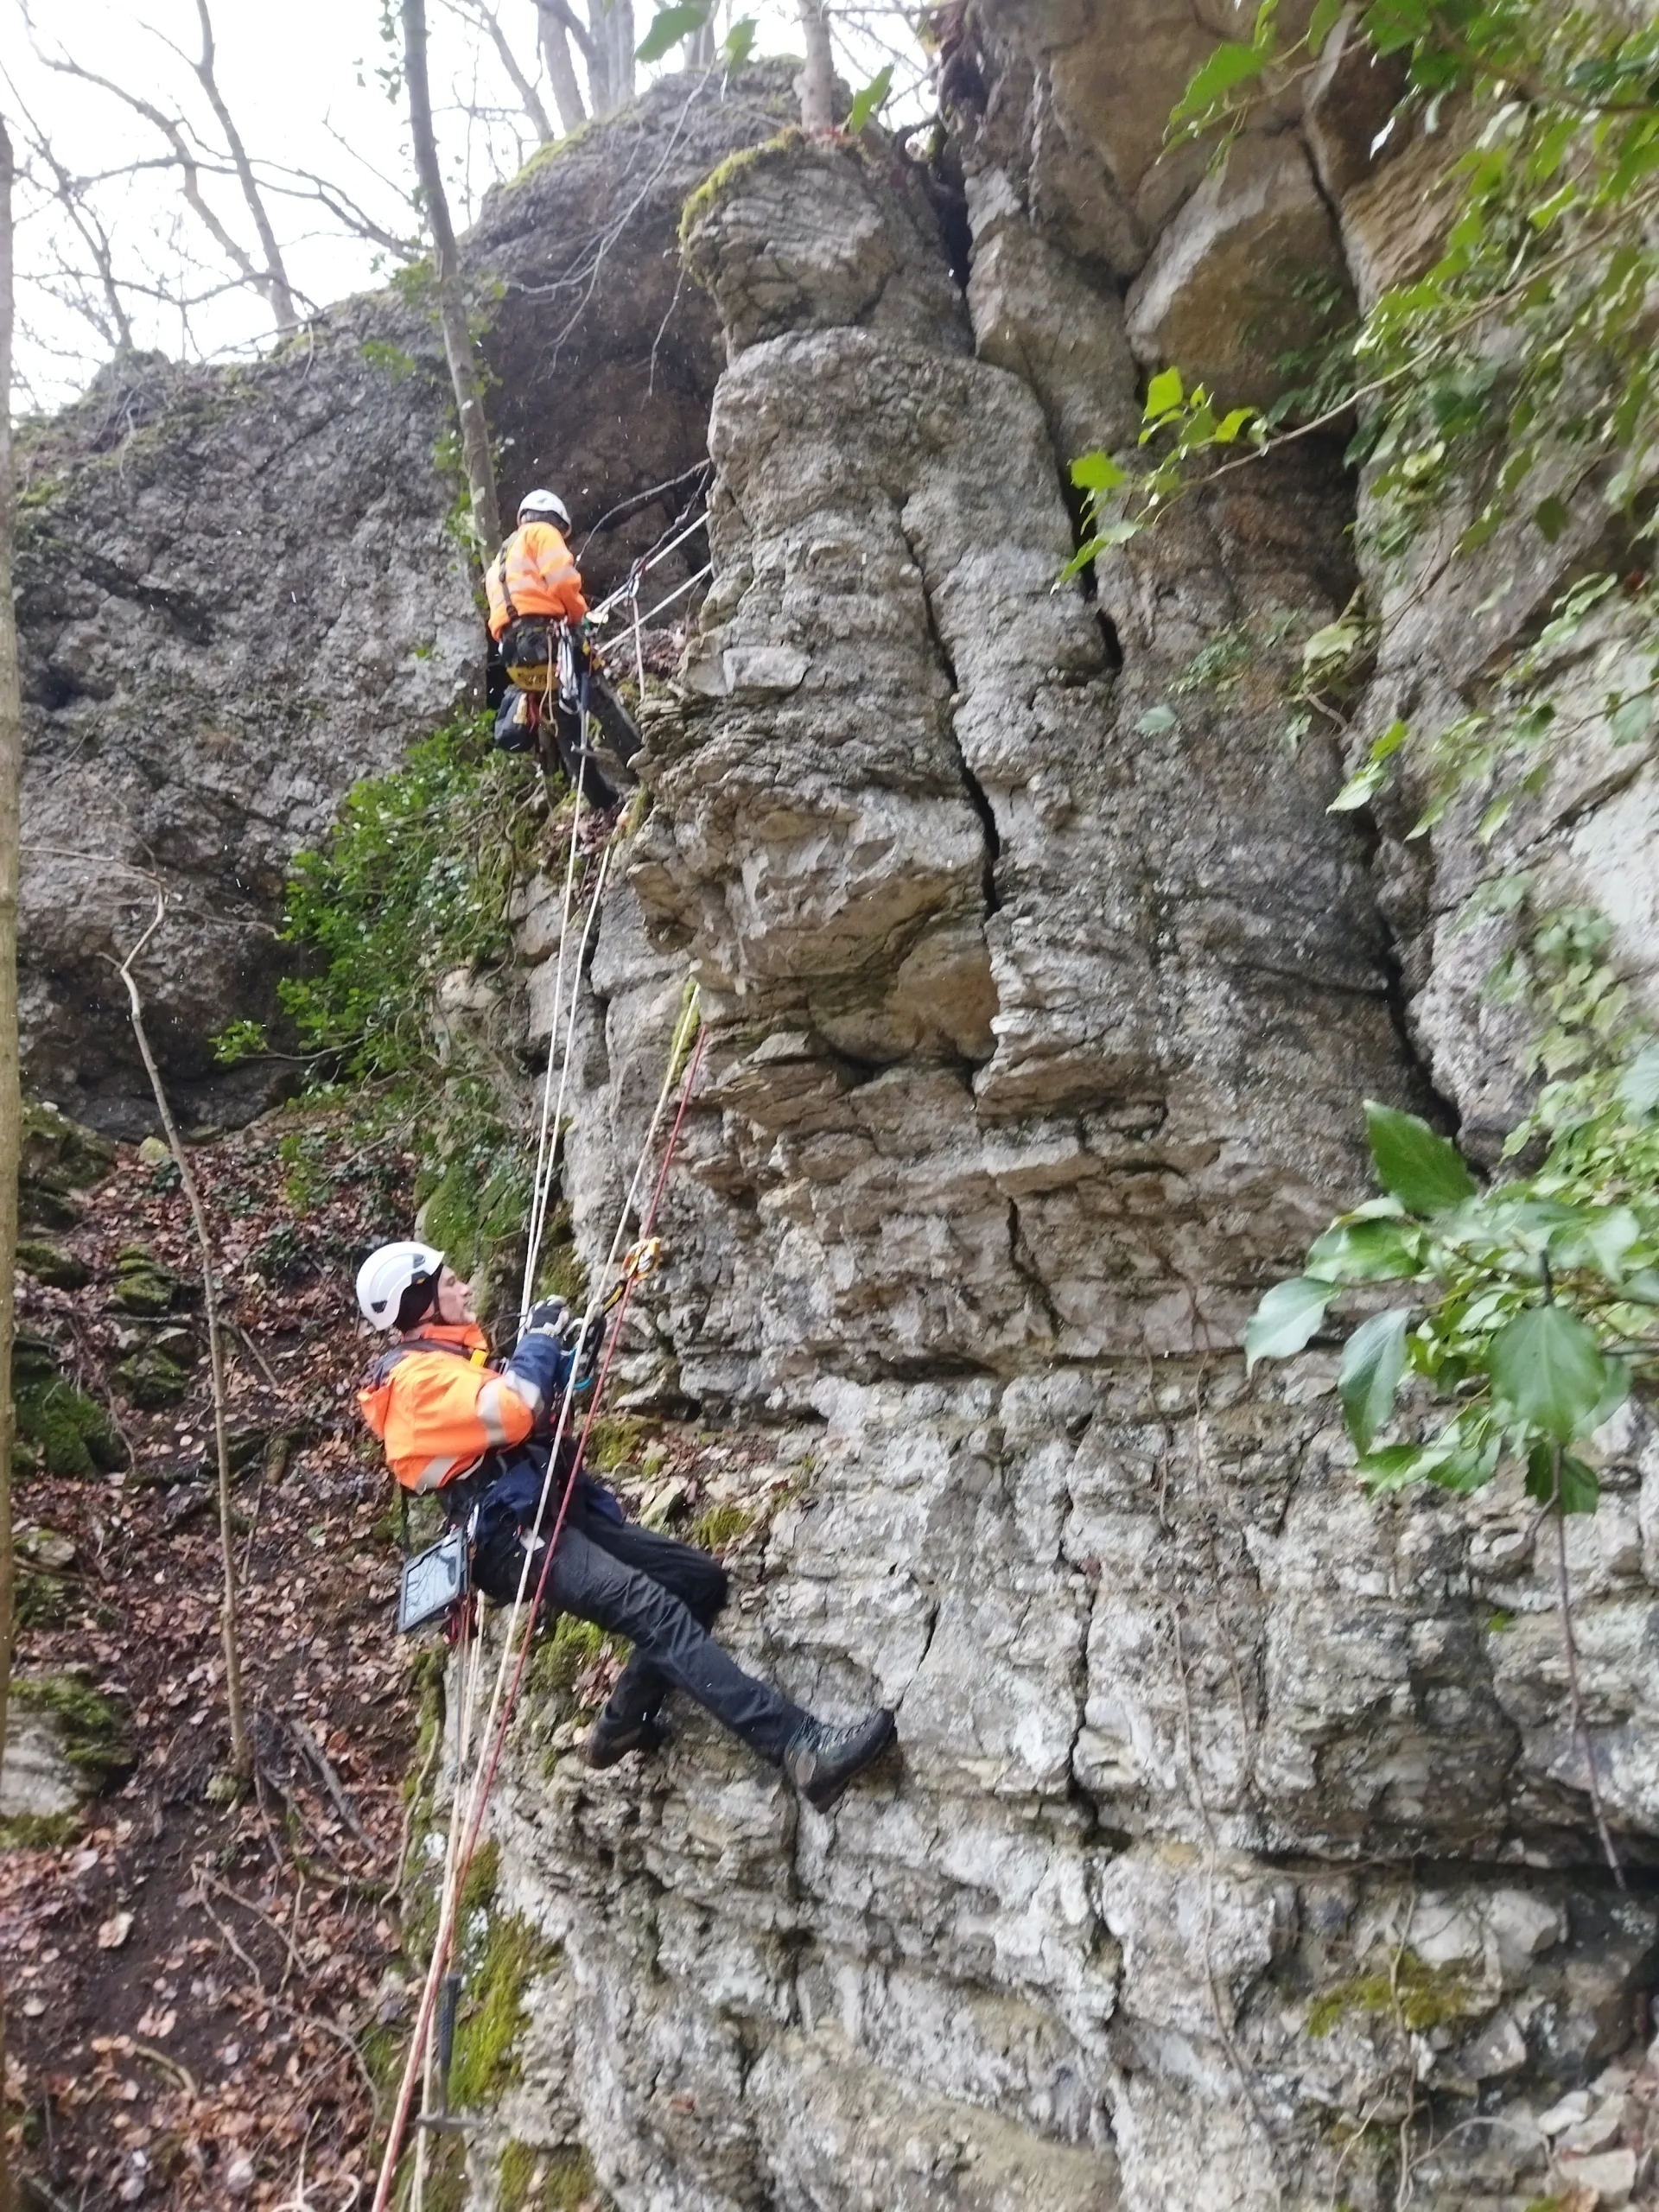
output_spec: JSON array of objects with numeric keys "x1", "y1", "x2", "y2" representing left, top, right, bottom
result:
[
  {"x1": 442, "y1": 1443, "x2": 625, "y2": 1608},
  {"x1": 493, "y1": 684, "x2": 537, "y2": 753},
  {"x1": 502, "y1": 616, "x2": 567, "y2": 698}
]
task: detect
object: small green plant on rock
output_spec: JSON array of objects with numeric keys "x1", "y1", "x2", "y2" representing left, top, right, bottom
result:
[
  {"x1": 1306, "y1": 1946, "x2": 1477, "y2": 2040},
  {"x1": 690, "y1": 1501, "x2": 752, "y2": 1553}
]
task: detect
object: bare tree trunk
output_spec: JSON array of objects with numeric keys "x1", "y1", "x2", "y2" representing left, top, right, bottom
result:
[
  {"x1": 115, "y1": 895, "x2": 250, "y2": 1785},
  {"x1": 587, "y1": 0, "x2": 636, "y2": 116},
  {"x1": 535, "y1": 1, "x2": 590, "y2": 134},
  {"x1": 456, "y1": 0, "x2": 554, "y2": 141},
  {"x1": 0, "y1": 117, "x2": 24, "y2": 2212},
  {"x1": 189, "y1": 0, "x2": 300, "y2": 332},
  {"x1": 796, "y1": 0, "x2": 836, "y2": 130},
  {"x1": 402, "y1": 0, "x2": 503, "y2": 558}
]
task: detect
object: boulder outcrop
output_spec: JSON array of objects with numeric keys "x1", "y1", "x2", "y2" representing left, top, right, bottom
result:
[{"x1": 14, "y1": 66, "x2": 793, "y2": 1135}]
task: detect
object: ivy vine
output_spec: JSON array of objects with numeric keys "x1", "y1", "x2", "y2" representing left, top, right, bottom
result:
[{"x1": 1069, "y1": 2, "x2": 1659, "y2": 1513}]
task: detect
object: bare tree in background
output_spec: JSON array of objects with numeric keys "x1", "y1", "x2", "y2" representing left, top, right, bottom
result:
[
  {"x1": 29, "y1": 0, "x2": 302, "y2": 336},
  {"x1": 4, "y1": 94, "x2": 138, "y2": 360},
  {"x1": 441, "y1": 0, "x2": 555, "y2": 143},
  {"x1": 535, "y1": 0, "x2": 638, "y2": 131},
  {"x1": 796, "y1": 0, "x2": 836, "y2": 130},
  {"x1": 402, "y1": 0, "x2": 503, "y2": 558},
  {"x1": 0, "y1": 109, "x2": 24, "y2": 2212}
]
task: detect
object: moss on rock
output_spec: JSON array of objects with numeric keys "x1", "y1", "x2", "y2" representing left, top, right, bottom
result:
[
  {"x1": 499, "y1": 2139, "x2": 605, "y2": 2210},
  {"x1": 1306, "y1": 1947, "x2": 1479, "y2": 2039},
  {"x1": 111, "y1": 1243, "x2": 185, "y2": 1315},
  {"x1": 679, "y1": 128, "x2": 804, "y2": 252},
  {"x1": 20, "y1": 1100, "x2": 115, "y2": 1231},
  {"x1": 16, "y1": 1238, "x2": 90, "y2": 1290},
  {"x1": 112, "y1": 1347, "x2": 190, "y2": 1409},
  {"x1": 13, "y1": 1337, "x2": 124, "y2": 1478},
  {"x1": 12, "y1": 1673, "x2": 136, "y2": 1794}
]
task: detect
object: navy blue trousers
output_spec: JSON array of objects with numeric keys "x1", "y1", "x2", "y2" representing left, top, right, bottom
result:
[{"x1": 479, "y1": 1484, "x2": 807, "y2": 1764}]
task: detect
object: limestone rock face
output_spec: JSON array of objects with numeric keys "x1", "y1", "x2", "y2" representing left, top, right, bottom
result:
[
  {"x1": 14, "y1": 67, "x2": 794, "y2": 1135},
  {"x1": 1124, "y1": 134, "x2": 1354, "y2": 410},
  {"x1": 477, "y1": 17, "x2": 1659, "y2": 2212}
]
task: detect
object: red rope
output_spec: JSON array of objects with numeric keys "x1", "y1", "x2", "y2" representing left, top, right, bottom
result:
[{"x1": 372, "y1": 1028, "x2": 707, "y2": 2207}]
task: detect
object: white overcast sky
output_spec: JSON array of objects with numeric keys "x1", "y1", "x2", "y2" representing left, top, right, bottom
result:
[{"x1": 3, "y1": 0, "x2": 929, "y2": 414}]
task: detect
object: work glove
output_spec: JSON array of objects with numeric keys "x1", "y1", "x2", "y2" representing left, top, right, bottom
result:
[
  {"x1": 520, "y1": 1296, "x2": 569, "y2": 1341},
  {"x1": 561, "y1": 1307, "x2": 607, "y2": 1378}
]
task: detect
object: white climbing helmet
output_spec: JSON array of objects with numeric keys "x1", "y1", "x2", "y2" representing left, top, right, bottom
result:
[
  {"x1": 356, "y1": 1240, "x2": 445, "y2": 1329},
  {"x1": 518, "y1": 488, "x2": 571, "y2": 531}
]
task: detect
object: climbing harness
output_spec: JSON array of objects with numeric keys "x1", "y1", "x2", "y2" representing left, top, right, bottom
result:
[{"x1": 372, "y1": 994, "x2": 707, "y2": 2211}]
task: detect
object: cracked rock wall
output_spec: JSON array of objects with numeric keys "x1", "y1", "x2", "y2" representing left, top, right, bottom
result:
[{"x1": 480, "y1": 13, "x2": 1659, "y2": 2212}]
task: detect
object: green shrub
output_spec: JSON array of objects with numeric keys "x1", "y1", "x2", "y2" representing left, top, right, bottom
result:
[{"x1": 275, "y1": 711, "x2": 543, "y2": 1085}]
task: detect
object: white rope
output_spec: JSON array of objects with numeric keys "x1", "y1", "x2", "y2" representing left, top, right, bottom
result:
[
  {"x1": 411, "y1": 1586, "x2": 486, "y2": 2178},
  {"x1": 518, "y1": 749, "x2": 588, "y2": 1332},
  {"x1": 635, "y1": 563, "x2": 712, "y2": 629},
  {"x1": 518, "y1": 836, "x2": 613, "y2": 1330},
  {"x1": 587, "y1": 512, "x2": 709, "y2": 625},
  {"x1": 384, "y1": 988, "x2": 703, "y2": 2198}
]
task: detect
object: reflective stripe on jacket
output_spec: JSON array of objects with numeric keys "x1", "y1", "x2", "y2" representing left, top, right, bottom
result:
[
  {"x1": 485, "y1": 521, "x2": 588, "y2": 639},
  {"x1": 358, "y1": 1321, "x2": 556, "y2": 1494}
]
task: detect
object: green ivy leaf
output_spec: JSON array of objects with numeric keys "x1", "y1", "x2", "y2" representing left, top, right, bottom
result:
[
  {"x1": 1306, "y1": 1217, "x2": 1421, "y2": 1282},
  {"x1": 1618, "y1": 1042, "x2": 1659, "y2": 1118},
  {"x1": 1328, "y1": 718, "x2": 1407, "y2": 812},
  {"x1": 722, "y1": 16, "x2": 756, "y2": 67},
  {"x1": 1339, "y1": 1307, "x2": 1410, "y2": 1451},
  {"x1": 1490, "y1": 1305, "x2": 1611, "y2": 1440},
  {"x1": 636, "y1": 3, "x2": 709, "y2": 62},
  {"x1": 1144, "y1": 367, "x2": 1185, "y2": 421},
  {"x1": 1071, "y1": 451, "x2": 1129, "y2": 494},
  {"x1": 1363, "y1": 1101, "x2": 1478, "y2": 1217},
  {"x1": 1361, "y1": 0, "x2": 1433, "y2": 56},
  {"x1": 1170, "y1": 40, "x2": 1270, "y2": 125},
  {"x1": 1356, "y1": 1440, "x2": 1434, "y2": 1492},
  {"x1": 1524, "y1": 1440, "x2": 1601, "y2": 1515},
  {"x1": 847, "y1": 61, "x2": 893, "y2": 132},
  {"x1": 1244, "y1": 1277, "x2": 1332, "y2": 1371},
  {"x1": 1308, "y1": 0, "x2": 1344, "y2": 53},
  {"x1": 1546, "y1": 1204, "x2": 1641, "y2": 1285},
  {"x1": 1533, "y1": 492, "x2": 1570, "y2": 541},
  {"x1": 1135, "y1": 703, "x2": 1179, "y2": 735}
]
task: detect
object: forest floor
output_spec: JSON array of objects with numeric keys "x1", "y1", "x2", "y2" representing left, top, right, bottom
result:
[{"x1": 1, "y1": 1099, "x2": 424, "y2": 2210}]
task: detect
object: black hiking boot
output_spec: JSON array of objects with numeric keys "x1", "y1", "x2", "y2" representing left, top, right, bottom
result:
[
  {"x1": 582, "y1": 1710, "x2": 674, "y2": 1771},
  {"x1": 784, "y1": 1708, "x2": 896, "y2": 1812}
]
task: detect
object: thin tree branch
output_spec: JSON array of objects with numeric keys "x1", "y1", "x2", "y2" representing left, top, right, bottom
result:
[
  {"x1": 1549, "y1": 1441, "x2": 1625, "y2": 1889},
  {"x1": 436, "y1": 0, "x2": 553, "y2": 141},
  {"x1": 109, "y1": 890, "x2": 251, "y2": 1782},
  {"x1": 0, "y1": 109, "x2": 22, "y2": 2212}
]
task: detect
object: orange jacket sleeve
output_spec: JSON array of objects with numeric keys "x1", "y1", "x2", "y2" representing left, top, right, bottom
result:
[{"x1": 359, "y1": 1353, "x2": 537, "y2": 1493}]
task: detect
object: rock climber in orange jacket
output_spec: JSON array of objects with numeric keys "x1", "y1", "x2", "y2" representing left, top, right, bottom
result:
[
  {"x1": 486, "y1": 489, "x2": 642, "y2": 805},
  {"x1": 355, "y1": 1241, "x2": 897, "y2": 1810},
  {"x1": 485, "y1": 489, "x2": 588, "y2": 638}
]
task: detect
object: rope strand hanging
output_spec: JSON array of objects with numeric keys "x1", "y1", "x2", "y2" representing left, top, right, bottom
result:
[{"x1": 372, "y1": 993, "x2": 707, "y2": 2211}]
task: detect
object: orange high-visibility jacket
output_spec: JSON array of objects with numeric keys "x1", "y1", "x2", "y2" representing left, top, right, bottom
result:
[
  {"x1": 358, "y1": 1321, "x2": 543, "y2": 1493},
  {"x1": 486, "y1": 521, "x2": 588, "y2": 639}
]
